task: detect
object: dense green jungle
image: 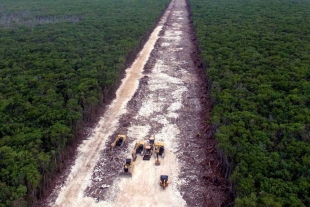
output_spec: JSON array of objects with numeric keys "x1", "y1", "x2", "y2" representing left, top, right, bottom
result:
[
  {"x1": 0, "y1": 0, "x2": 169, "y2": 206},
  {"x1": 2, "y1": 0, "x2": 310, "y2": 206},
  {"x1": 189, "y1": 0, "x2": 310, "y2": 206}
]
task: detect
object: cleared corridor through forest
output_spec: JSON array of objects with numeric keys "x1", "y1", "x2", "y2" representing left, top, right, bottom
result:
[{"x1": 47, "y1": 0, "x2": 227, "y2": 206}]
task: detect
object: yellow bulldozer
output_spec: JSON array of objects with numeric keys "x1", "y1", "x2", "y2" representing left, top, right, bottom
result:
[
  {"x1": 159, "y1": 175, "x2": 169, "y2": 189},
  {"x1": 143, "y1": 135, "x2": 155, "y2": 160},
  {"x1": 154, "y1": 141, "x2": 165, "y2": 165},
  {"x1": 132, "y1": 141, "x2": 145, "y2": 161},
  {"x1": 110, "y1": 134, "x2": 127, "y2": 155},
  {"x1": 119, "y1": 158, "x2": 134, "y2": 178}
]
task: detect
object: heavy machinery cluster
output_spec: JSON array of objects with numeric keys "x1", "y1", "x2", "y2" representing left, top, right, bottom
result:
[{"x1": 110, "y1": 134, "x2": 169, "y2": 189}]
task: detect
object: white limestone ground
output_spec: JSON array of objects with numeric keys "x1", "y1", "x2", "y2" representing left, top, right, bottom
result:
[
  {"x1": 47, "y1": 0, "x2": 188, "y2": 206},
  {"x1": 46, "y1": 0, "x2": 205, "y2": 205},
  {"x1": 99, "y1": 0, "x2": 191, "y2": 205}
]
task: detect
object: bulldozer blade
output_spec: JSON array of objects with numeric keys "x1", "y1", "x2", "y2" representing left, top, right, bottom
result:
[{"x1": 119, "y1": 172, "x2": 132, "y2": 178}]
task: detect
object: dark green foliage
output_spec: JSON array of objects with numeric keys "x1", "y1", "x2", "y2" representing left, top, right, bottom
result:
[
  {"x1": 189, "y1": 0, "x2": 310, "y2": 206},
  {"x1": 0, "y1": 0, "x2": 169, "y2": 206}
]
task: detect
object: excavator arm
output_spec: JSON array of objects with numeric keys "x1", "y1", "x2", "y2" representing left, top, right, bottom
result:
[{"x1": 132, "y1": 150, "x2": 137, "y2": 161}]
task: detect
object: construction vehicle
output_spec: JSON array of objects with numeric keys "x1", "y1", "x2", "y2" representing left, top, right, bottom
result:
[
  {"x1": 110, "y1": 134, "x2": 127, "y2": 155},
  {"x1": 132, "y1": 141, "x2": 145, "y2": 161},
  {"x1": 119, "y1": 158, "x2": 134, "y2": 177},
  {"x1": 143, "y1": 135, "x2": 155, "y2": 160},
  {"x1": 159, "y1": 175, "x2": 169, "y2": 189},
  {"x1": 154, "y1": 141, "x2": 165, "y2": 165},
  {"x1": 143, "y1": 145, "x2": 153, "y2": 160}
]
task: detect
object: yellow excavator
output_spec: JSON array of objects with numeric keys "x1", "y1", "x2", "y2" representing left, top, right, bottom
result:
[
  {"x1": 119, "y1": 158, "x2": 134, "y2": 178},
  {"x1": 110, "y1": 134, "x2": 127, "y2": 155},
  {"x1": 132, "y1": 141, "x2": 145, "y2": 161},
  {"x1": 143, "y1": 135, "x2": 155, "y2": 160},
  {"x1": 160, "y1": 175, "x2": 169, "y2": 189},
  {"x1": 154, "y1": 141, "x2": 165, "y2": 165}
]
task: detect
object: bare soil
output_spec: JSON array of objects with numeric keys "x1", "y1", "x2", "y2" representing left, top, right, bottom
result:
[
  {"x1": 85, "y1": 0, "x2": 231, "y2": 206},
  {"x1": 42, "y1": 0, "x2": 233, "y2": 206}
]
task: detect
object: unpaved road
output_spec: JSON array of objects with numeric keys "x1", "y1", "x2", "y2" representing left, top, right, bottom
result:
[{"x1": 46, "y1": 0, "x2": 230, "y2": 206}]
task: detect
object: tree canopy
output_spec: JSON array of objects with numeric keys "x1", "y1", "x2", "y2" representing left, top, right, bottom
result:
[
  {"x1": 189, "y1": 0, "x2": 310, "y2": 206},
  {"x1": 0, "y1": 0, "x2": 169, "y2": 206}
]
